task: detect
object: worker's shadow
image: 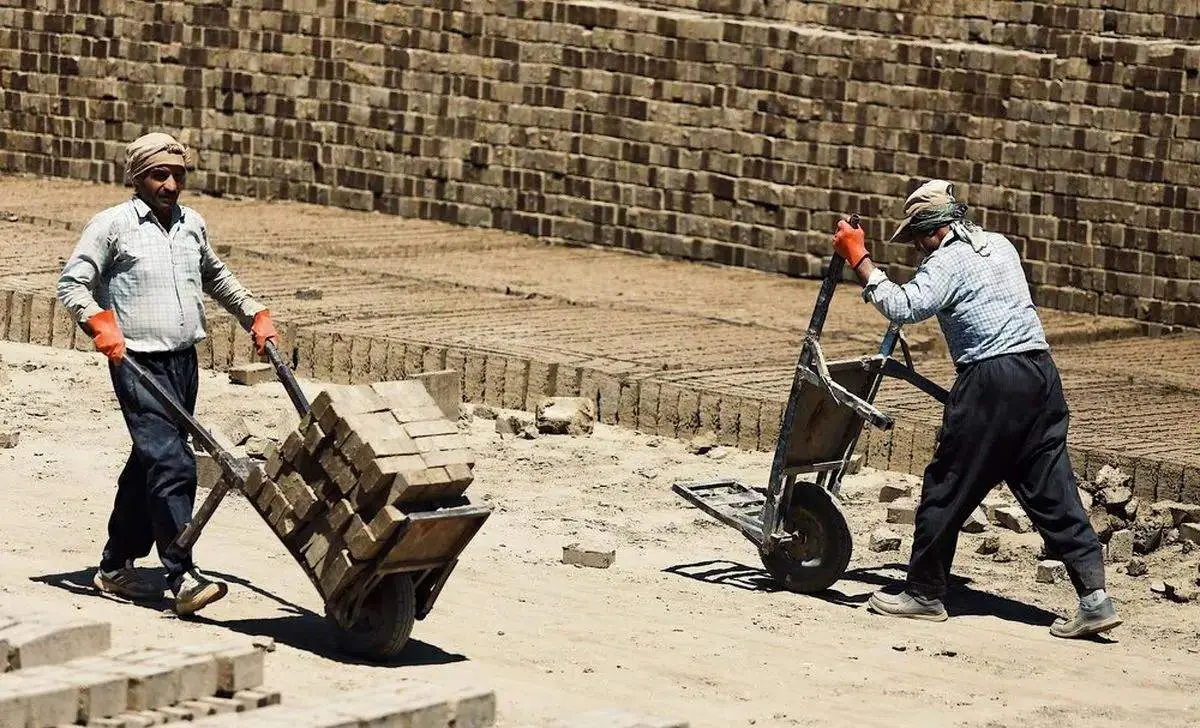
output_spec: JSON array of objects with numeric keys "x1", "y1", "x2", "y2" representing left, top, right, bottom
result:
[
  {"x1": 29, "y1": 568, "x2": 468, "y2": 667},
  {"x1": 664, "y1": 560, "x2": 1067, "y2": 631}
]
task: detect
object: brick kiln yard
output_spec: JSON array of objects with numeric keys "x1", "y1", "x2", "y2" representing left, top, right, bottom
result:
[{"x1": 0, "y1": 176, "x2": 1199, "y2": 727}]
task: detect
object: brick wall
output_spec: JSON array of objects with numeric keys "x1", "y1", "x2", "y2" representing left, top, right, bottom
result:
[{"x1": 1, "y1": 0, "x2": 1198, "y2": 329}]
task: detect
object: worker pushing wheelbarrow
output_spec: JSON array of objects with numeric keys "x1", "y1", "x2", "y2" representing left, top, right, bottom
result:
[
  {"x1": 676, "y1": 183, "x2": 1121, "y2": 640},
  {"x1": 57, "y1": 130, "x2": 491, "y2": 660}
]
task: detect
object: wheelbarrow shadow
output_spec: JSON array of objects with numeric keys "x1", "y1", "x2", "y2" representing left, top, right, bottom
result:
[
  {"x1": 30, "y1": 567, "x2": 468, "y2": 666},
  {"x1": 663, "y1": 559, "x2": 1066, "y2": 629}
]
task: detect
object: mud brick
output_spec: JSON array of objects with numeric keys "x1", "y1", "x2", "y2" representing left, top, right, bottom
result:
[
  {"x1": 231, "y1": 688, "x2": 280, "y2": 709},
  {"x1": 328, "y1": 333, "x2": 353, "y2": 385},
  {"x1": 462, "y1": 351, "x2": 486, "y2": 403},
  {"x1": 698, "y1": 391, "x2": 720, "y2": 438},
  {"x1": 1183, "y1": 466, "x2": 1200, "y2": 506},
  {"x1": 524, "y1": 360, "x2": 557, "y2": 412},
  {"x1": 302, "y1": 420, "x2": 328, "y2": 455},
  {"x1": 211, "y1": 645, "x2": 263, "y2": 694},
  {"x1": 293, "y1": 329, "x2": 316, "y2": 378},
  {"x1": 253, "y1": 477, "x2": 280, "y2": 514},
  {"x1": 311, "y1": 331, "x2": 335, "y2": 382},
  {"x1": 348, "y1": 335, "x2": 373, "y2": 384},
  {"x1": 300, "y1": 530, "x2": 331, "y2": 571},
  {"x1": 276, "y1": 472, "x2": 319, "y2": 521},
  {"x1": 411, "y1": 369, "x2": 461, "y2": 420},
  {"x1": 228, "y1": 363, "x2": 275, "y2": 386},
  {"x1": 444, "y1": 461, "x2": 473, "y2": 490},
  {"x1": 51, "y1": 299, "x2": 77, "y2": 349},
  {"x1": 1155, "y1": 459, "x2": 1185, "y2": 501},
  {"x1": 242, "y1": 465, "x2": 265, "y2": 499},
  {"x1": 676, "y1": 388, "x2": 700, "y2": 438},
  {"x1": 344, "y1": 514, "x2": 380, "y2": 560},
  {"x1": 318, "y1": 449, "x2": 357, "y2": 494},
  {"x1": 384, "y1": 340, "x2": 407, "y2": 380},
  {"x1": 402, "y1": 419, "x2": 458, "y2": 438},
  {"x1": 420, "y1": 445, "x2": 475, "y2": 468},
  {"x1": 319, "y1": 549, "x2": 364, "y2": 599},
  {"x1": 36, "y1": 663, "x2": 128, "y2": 722},
  {"x1": 887, "y1": 424, "x2": 915, "y2": 474},
  {"x1": 591, "y1": 372, "x2": 620, "y2": 425},
  {"x1": 158, "y1": 706, "x2": 194, "y2": 721},
  {"x1": 737, "y1": 398, "x2": 762, "y2": 451},
  {"x1": 500, "y1": 357, "x2": 528, "y2": 410},
  {"x1": 334, "y1": 411, "x2": 406, "y2": 459},
  {"x1": 2, "y1": 674, "x2": 78, "y2": 728},
  {"x1": 327, "y1": 499, "x2": 355, "y2": 535},
  {"x1": 0, "y1": 290, "x2": 10, "y2": 342},
  {"x1": 196, "y1": 330, "x2": 216, "y2": 370},
  {"x1": 480, "y1": 354, "x2": 506, "y2": 407},
  {"x1": 279, "y1": 430, "x2": 303, "y2": 464},
  {"x1": 910, "y1": 424, "x2": 937, "y2": 472},
  {"x1": 27, "y1": 294, "x2": 54, "y2": 346},
  {"x1": 358, "y1": 454, "x2": 426, "y2": 494},
  {"x1": 349, "y1": 433, "x2": 420, "y2": 475},
  {"x1": 143, "y1": 653, "x2": 219, "y2": 703},
  {"x1": 716, "y1": 395, "x2": 741, "y2": 447},
  {"x1": 613, "y1": 378, "x2": 637, "y2": 428},
  {"x1": 5, "y1": 289, "x2": 30, "y2": 342},
  {"x1": 311, "y1": 385, "x2": 389, "y2": 434},
  {"x1": 867, "y1": 426, "x2": 894, "y2": 470},
  {"x1": 421, "y1": 345, "x2": 446, "y2": 373},
  {"x1": 653, "y1": 383, "x2": 680, "y2": 438},
  {"x1": 118, "y1": 661, "x2": 180, "y2": 710},
  {"x1": 208, "y1": 317, "x2": 233, "y2": 372},
  {"x1": 367, "y1": 337, "x2": 390, "y2": 383},
  {"x1": 403, "y1": 343, "x2": 426, "y2": 380},
  {"x1": 0, "y1": 615, "x2": 111, "y2": 669},
  {"x1": 370, "y1": 379, "x2": 438, "y2": 410},
  {"x1": 179, "y1": 700, "x2": 218, "y2": 718}
]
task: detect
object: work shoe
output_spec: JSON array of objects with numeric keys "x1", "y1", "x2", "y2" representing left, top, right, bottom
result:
[
  {"x1": 1050, "y1": 596, "x2": 1122, "y2": 639},
  {"x1": 171, "y1": 568, "x2": 228, "y2": 616},
  {"x1": 867, "y1": 590, "x2": 949, "y2": 622},
  {"x1": 93, "y1": 561, "x2": 163, "y2": 602}
]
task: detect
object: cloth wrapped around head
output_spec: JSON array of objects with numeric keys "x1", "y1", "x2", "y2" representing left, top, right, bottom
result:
[
  {"x1": 123, "y1": 132, "x2": 195, "y2": 185},
  {"x1": 889, "y1": 180, "x2": 969, "y2": 242}
]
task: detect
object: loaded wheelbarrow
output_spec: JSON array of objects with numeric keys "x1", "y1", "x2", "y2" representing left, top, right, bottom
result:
[
  {"x1": 121, "y1": 340, "x2": 491, "y2": 661},
  {"x1": 673, "y1": 216, "x2": 949, "y2": 592}
]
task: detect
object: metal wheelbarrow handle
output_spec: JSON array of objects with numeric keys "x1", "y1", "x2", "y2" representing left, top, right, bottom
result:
[{"x1": 263, "y1": 340, "x2": 310, "y2": 417}]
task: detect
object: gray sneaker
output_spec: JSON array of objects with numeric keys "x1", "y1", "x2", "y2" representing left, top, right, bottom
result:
[
  {"x1": 171, "y1": 568, "x2": 228, "y2": 616},
  {"x1": 93, "y1": 561, "x2": 162, "y2": 602},
  {"x1": 867, "y1": 590, "x2": 949, "y2": 622},
  {"x1": 1050, "y1": 596, "x2": 1122, "y2": 639}
]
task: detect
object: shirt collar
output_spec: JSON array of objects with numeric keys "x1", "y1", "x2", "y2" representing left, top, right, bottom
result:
[{"x1": 130, "y1": 195, "x2": 185, "y2": 227}]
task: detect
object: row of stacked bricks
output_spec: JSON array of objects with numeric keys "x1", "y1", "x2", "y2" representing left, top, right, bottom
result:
[
  {"x1": 1, "y1": 0, "x2": 1198, "y2": 328},
  {"x1": 244, "y1": 379, "x2": 473, "y2": 603},
  {"x1": 0, "y1": 606, "x2": 275, "y2": 728}
]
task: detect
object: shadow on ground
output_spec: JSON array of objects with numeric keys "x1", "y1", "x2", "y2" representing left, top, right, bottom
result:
[
  {"x1": 30, "y1": 567, "x2": 469, "y2": 666},
  {"x1": 664, "y1": 559, "x2": 1066, "y2": 628}
]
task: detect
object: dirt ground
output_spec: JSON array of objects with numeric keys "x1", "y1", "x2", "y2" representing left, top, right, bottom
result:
[{"x1": 1, "y1": 339, "x2": 1199, "y2": 728}]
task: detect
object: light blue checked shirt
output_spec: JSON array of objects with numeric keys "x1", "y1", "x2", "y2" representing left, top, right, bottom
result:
[
  {"x1": 57, "y1": 196, "x2": 264, "y2": 353},
  {"x1": 862, "y1": 222, "x2": 1048, "y2": 365}
]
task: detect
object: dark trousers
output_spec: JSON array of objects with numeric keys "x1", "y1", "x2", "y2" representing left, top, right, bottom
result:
[
  {"x1": 906, "y1": 349, "x2": 1105, "y2": 601},
  {"x1": 100, "y1": 347, "x2": 199, "y2": 582}
]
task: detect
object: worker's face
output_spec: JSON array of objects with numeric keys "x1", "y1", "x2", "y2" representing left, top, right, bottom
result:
[
  {"x1": 135, "y1": 165, "x2": 186, "y2": 217},
  {"x1": 912, "y1": 234, "x2": 941, "y2": 256}
]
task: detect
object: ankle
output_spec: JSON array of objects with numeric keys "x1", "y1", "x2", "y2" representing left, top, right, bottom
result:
[{"x1": 1079, "y1": 588, "x2": 1108, "y2": 609}]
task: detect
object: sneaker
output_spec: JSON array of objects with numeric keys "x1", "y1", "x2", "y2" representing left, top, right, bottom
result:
[
  {"x1": 93, "y1": 561, "x2": 162, "y2": 602},
  {"x1": 1050, "y1": 596, "x2": 1122, "y2": 639},
  {"x1": 171, "y1": 568, "x2": 228, "y2": 616},
  {"x1": 867, "y1": 590, "x2": 949, "y2": 622}
]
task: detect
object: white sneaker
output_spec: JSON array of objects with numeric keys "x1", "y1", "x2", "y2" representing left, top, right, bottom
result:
[{"x1": 171, "y1": 568, "x2": 228, "y2": 616}]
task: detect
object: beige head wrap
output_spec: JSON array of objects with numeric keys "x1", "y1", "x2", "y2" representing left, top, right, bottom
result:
[
  {"x1": 124, "y1": 132, "x2": 195, "y2": 185},
  {"x1": 892, "y1": 179, "x2": 989, "y2": 255}
]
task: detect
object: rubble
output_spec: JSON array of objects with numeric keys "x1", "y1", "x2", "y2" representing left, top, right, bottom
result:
[
  {"x1": 686, "y1": 432, "x2": 717, "y2": 455},
  {"x1": 536, "y1": 397, "x2": 596, "y2": 436},
  {"x1": 1125, "y1": 558, "x2": 1148, "y2": 577},
  {"x1": 961, "y1": 507, "x2": 988, "y2": 534},
  {"x1": 885, "y1": 499, "x2": 916, "y2": 525},
  {"x1": 473, "y1": 404, "x2": 498, "y2": 420},
  {"x1": 993, "y1": 506, "x2": 1031, "y2": 534},
  {"x1": 1179, "y1": 523, "x2": 1200, "y2": 546},
  {"x1": 1036, "y1": 560, "x2": 1068, "y2": 584},
  {"x1": 877, "y1": 482, "x2": 911, "y2": 503},
  {"x1": 0, "y1": 429, "x2": 18, "y2": 448},
  {"x1": 869, "y1": 528, "x2": 902, "y2": 553},
  {"x1": 1093, "y1": 464, "x2": 1130, "y2": 491},
  {"x1": 975, "y1": 535, "x2": 1000, "y2": 555},
  {"x1": 1150, "y1": 580, "x2": 1195, "y2": 603},
  {"x1": 496, "y1": 412, "x2": 535, "y2": 436},
  {"x1": 1107, "y1": 529, "x2": 1134, "y2": 563},
  {"x1": 563, "y1": 542, "x2": 616, "y2": 569}
]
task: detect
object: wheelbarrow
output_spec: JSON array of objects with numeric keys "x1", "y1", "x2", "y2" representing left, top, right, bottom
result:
[
  {"x1": 672, "y1": 215, "x2": 949, "y2": 592},
  {"x1": 120, "y1": 339, "x2": 491, "y2": 661}
]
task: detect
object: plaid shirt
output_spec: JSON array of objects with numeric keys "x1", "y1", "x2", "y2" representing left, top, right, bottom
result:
[
  {"x1": 57, "y1": 196, "x2": 264, "y2": 353},
  {"x1": 862, "y1": 222, "x2": 1049, "y2": 365}
]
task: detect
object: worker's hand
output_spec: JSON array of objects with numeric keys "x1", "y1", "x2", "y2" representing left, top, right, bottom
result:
[
  {"x1": 87, "y1": 309, "x2": 126, "y2": 364},
  {"x1": 250, "y1": 309, "x2": 279, "y2": 354},
  {"x1": 833, "y1": 219, "x2": 869, "y2": 269}
]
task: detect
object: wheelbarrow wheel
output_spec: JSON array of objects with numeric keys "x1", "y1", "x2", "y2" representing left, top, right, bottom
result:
[
  {"x1": 329, "y1": 572, "x2": 416, "y2": 662},
  {"x1": 760, "y1": 483, "x2": 853, "y2": 593}
]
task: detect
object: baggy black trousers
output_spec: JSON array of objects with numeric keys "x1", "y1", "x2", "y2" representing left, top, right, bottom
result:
[
  {"x1": 905, "y1": 349, "x2": 1105, "y2": 601},
  {"x1": 99, "y1": 348, "x2": 199, "y2": 582}
]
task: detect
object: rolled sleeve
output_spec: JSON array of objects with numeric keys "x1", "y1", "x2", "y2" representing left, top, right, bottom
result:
[
  {"x1": 863, "y1": 255, "x2": 956, "y2": 324},
  {"x1": 198, "y1": 224, "x2": 264, "y2": 328},
  {"x1": 57, "y1": 214, "x2": 112, "y2": 324}
]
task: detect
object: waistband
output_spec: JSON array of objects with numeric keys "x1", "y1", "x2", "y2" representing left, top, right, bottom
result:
[{"x1": 954, "y1": 346, "x2": 1049, "y2": 374}]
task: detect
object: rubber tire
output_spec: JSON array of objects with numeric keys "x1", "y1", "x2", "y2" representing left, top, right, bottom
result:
[
  {"x1": 329, "y1": 572, "x2": 416, "y2": 662},
  {"x1": 760, "y1": 483, "x2": 853, "y2": 593}
]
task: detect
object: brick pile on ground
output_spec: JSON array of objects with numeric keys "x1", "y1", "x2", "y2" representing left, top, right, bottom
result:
[{"x1": 245, "y1": 379, "x2": 475, "y2": 604}]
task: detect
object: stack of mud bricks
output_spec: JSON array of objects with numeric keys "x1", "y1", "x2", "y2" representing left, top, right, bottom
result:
[
  {"x1": 2, "y1": 1, "x2": 1199, "y2": 330},
  {"x1": 245, "y1": 379, "x2": 473, "y2": 604},
  {"x1": 0, "y1": 605, "x2": 277, "y2": 728}
]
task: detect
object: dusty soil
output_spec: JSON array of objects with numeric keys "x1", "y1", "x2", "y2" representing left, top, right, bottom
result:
[{"x1": 2, "y1": 340, "x2": 1199, "y2": 728}]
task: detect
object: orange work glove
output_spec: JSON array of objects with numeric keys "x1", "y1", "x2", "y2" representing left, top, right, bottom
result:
[
  {"x1": 250, "y1": 309, "x2": 279, "y2": 354},
  {"x1": 832, "y1": 219, "x2": 869, "y2": 269},
  {"x1": 87, "y1": 309, "x2": 126, "y2": 363}
]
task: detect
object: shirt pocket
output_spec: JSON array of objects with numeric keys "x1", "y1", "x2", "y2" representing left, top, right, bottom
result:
[{"x1": 173, "y1": 230, "x2": 204, "y2": 286}]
